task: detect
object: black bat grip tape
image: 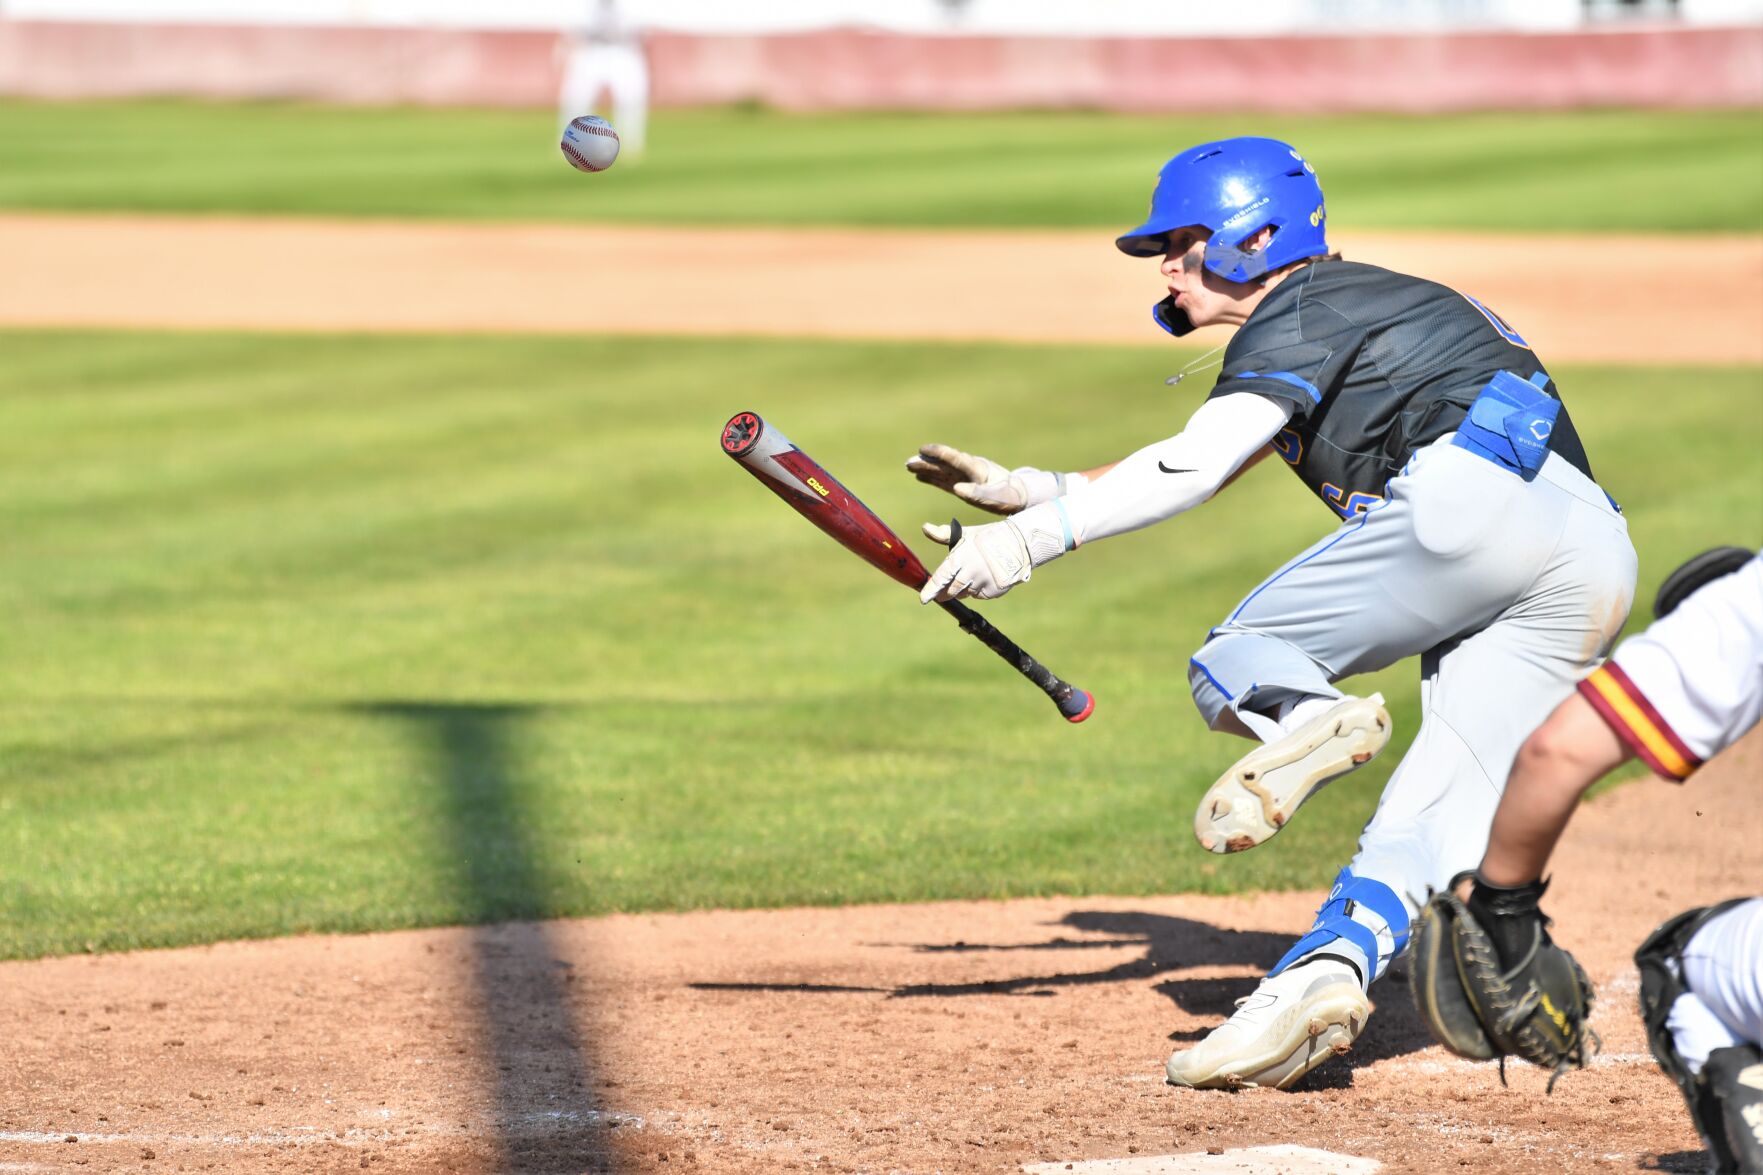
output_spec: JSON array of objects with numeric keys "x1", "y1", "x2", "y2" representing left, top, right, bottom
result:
[
  {"x1": 935, "y1": 517, "x2": 1093, "y2": 723},
  {"x1": 938, "y1": 601, "x2": 1093, "y2": 722}
]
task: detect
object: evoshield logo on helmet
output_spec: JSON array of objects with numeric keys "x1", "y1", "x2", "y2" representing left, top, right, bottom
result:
[{"x1": 1222, "y1": 197, "x2": 1272, "y2": 230}]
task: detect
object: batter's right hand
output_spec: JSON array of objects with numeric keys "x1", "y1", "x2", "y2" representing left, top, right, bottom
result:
[
  {"x1": 905, "y1": 443, "x2": 1070, "y2": 516},
  {"x1": 918, "y1": 503, "x2": 1073, "y2": 604},
  {"x1": 918, "y1": 518, "x2": 1034, "y2": 602}
]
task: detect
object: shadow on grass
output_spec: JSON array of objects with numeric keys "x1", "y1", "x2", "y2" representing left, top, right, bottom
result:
[{"x1": 362, "y1": 702, "x2": 615, "y2": 1175}]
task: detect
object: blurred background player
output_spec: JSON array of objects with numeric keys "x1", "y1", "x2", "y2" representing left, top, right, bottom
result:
[
  {"x1": 1463, "y1": 547, "x2": 1761, "y2": 1169},
  {"x1": 908, "y1": 136, "x2": 1637, "y2": 1089},
  {"x1": 556, "y1": 0, "x2": 649, "y2": 157}
]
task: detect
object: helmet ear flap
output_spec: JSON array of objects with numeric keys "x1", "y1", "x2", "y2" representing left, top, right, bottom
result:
[
  {"x1": 1204, "y1": 223, "x2": 1279, "y2": 283},
  {"x1": 1204, "y1": 238, "x2": 1270, "y2": 282}
]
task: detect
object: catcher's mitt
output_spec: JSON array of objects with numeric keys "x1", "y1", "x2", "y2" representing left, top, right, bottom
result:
[{"x1": 1411, "y1": 873, "x2": 1598, "y2": 1089}]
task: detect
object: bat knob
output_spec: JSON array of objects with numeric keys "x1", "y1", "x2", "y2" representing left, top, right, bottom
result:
[
  {"x1": 1060, "y1": 689, "x2": 1096, "y2": 723},
  {"x1": 720, "y1": 411, "x2": 764, "y2": 457}
]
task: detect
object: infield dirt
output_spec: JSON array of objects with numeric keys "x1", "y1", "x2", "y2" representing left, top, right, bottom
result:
[
  {"x1": 2, "y1": 214, "x2": 1760, "y2": 364},
  {"x1": 1, "y1": 730, "x2": 1755, "y2": 1174},
  {"x1": 1, "y1": 218, "x2": 1758, "y2": 1174}
]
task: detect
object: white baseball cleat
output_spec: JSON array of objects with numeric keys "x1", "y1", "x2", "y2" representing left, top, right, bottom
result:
[
  {"x1": 1165, "y1": 959, "x2": 1370, "y2": 1091},
  {"x1": 1195, "y1": 693, "x2": 1391, "y2": 854}
]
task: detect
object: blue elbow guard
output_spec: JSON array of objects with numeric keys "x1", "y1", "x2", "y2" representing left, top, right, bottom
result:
[{"x1": 1451, "y1": 370, "x2": 1560, "y2": 481}]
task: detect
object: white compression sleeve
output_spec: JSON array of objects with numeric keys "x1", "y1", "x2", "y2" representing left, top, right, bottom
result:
[{"x1": 1060, "y1": 393, "x2": 1292, "y2": 546}]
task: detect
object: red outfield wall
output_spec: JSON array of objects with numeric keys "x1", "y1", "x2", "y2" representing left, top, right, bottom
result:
[{"x1": 1, "y1": 20, "x2": 1759, "y2": 111}]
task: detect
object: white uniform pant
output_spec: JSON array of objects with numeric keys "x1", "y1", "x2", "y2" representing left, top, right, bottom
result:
[
  {"x1": 1189, "y1": 439, "x2": 1637, "y2": 973},
  {"x1": 1668, "y1": 898, "x2": 1763, "y2": 1072},
  {"x1": 558, "y1": 44, "x2": 648, "y2": 154}
]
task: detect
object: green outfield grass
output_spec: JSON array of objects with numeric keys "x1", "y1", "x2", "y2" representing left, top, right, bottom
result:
[
  {"x1": 0, "y1": 101, "x2": 1759, "y2": 230},
  {"x1": 0, "y1": 329, "x2": 1757, "y2": 960}
]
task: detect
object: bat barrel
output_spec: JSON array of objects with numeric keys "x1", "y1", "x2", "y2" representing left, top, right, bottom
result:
[{"x1": 720, "y1": 410, "x2": 930, "y2": 592}]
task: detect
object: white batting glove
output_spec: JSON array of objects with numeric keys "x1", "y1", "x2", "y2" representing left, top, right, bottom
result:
[
  {"x1": 905, "y1": 443, "x2": 1086, "y2": 516},
  {"x1": 918, "y1": 502, "x2": 1074, "y2": 603}
]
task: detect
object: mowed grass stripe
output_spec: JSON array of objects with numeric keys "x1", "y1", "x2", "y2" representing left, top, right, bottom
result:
[
  {"x1": 0, "y1": 329, "x2": 1757, "y2": 959},
  {"x1": 0, "y1": 102, "x2": 1758, "y2": 231}
]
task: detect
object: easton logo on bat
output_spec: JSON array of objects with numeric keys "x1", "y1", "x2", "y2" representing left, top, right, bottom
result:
[{"x1": 771, "y1": 450, "x2": 920, "y2": 582}]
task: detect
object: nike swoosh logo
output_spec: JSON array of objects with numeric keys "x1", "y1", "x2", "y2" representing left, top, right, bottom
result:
[{"x1": 1158, "y1": 462, "x2": 1196, "y2": 474}]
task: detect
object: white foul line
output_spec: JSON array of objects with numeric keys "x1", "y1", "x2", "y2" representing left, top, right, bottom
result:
[{"x1": 0, "y1": 1109, "x2": 643, "y2": 1150}]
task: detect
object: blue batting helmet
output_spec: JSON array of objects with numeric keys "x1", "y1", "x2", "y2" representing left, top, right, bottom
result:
[{"x1": 1116, "y1": 137, "x2": 1328, "y2": 283}]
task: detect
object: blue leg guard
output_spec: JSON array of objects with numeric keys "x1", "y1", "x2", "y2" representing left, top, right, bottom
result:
[{"x1": 1268, "y1": 869, "x2": 1412, "y2": 988}]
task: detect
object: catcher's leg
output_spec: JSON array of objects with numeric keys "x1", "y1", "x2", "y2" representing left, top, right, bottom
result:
[
  {"x1": 1679, "y1": 899, "x2": 1763, "y2": 1060},
  {"x1": 1640, "y1": 899, "x2": 1763, "y2": 1170},
  {"x1": 1701, "y1": 1044, "x2": 1763, "y2": 1171}
]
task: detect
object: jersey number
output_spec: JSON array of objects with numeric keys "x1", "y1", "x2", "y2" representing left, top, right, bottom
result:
[
  {"x1": 1460, "y1": 293, "x2": 1530, "y2": 348},
  {"x1": 1321, "y1": 483, "x2": 1384, "y2": 519},
  {"x1": 1272, "y1": 427, "x2": 1304, "y2": 466}
]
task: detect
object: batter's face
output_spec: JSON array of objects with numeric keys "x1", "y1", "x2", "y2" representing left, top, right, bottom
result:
[{"x1": 1158, "y1": 226, "x2": 1277, "y2": 329}]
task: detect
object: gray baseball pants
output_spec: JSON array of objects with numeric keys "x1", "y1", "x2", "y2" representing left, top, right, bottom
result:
[{"x1": 1188, "y1": 438, "x2": 1636, "y2": 976}]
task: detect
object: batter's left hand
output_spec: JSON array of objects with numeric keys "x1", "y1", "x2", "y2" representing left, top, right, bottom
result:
[{"x1": 906, "y1": 444, "x2": 1076, "y2": 516}]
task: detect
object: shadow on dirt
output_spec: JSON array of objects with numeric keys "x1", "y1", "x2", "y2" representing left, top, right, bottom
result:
[
  {"x1": 365, "y1": 702, "x2": 616, "y2": 1175},
  {"x1": 1639, "y1": 1150, "x2": 1716, "y2": 1172},
  {"x1": 691, "y1": 907, "x2": 1435, "y2": 1082},
  {"x1": 691, "y1": 909, "x2": 1288, "y2": 1000}
]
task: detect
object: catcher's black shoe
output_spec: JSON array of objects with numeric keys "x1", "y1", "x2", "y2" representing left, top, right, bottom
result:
[{"x1": 1701, "y1": 1043, "x2": 1763, "y2": 1174}]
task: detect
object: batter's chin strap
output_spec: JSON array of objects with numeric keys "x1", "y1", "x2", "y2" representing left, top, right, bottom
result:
[{"x1": 1152, "y1": 295, "x2": 1196, "y2": 338}]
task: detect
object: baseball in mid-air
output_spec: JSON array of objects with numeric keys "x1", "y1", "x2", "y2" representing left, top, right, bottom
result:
[{"x1": 561, "y1": 115, "x2": 621, "y2": 172}]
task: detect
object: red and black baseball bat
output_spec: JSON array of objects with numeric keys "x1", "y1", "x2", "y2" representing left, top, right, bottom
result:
[{"x1": 720, "y1": 410, "x2": 1094, "y2": 723}]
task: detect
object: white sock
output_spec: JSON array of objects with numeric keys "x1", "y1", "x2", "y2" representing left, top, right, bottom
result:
[{"x1": 1275, "y1": 694, "x2": 1340, "y2": 737}]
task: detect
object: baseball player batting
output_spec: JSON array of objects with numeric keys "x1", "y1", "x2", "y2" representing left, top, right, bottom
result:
[
  {"x1": 906, "y1": 136, "x2": 1637, "y2": 1089},
  {"x1": 1413, "y1": 548, "x2": 1760, "y2": 1167}
]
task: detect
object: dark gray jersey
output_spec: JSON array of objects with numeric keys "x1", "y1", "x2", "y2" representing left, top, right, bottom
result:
[{"x1": 1206, "y1": 260, "x2": 1595, "y2": 519}]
